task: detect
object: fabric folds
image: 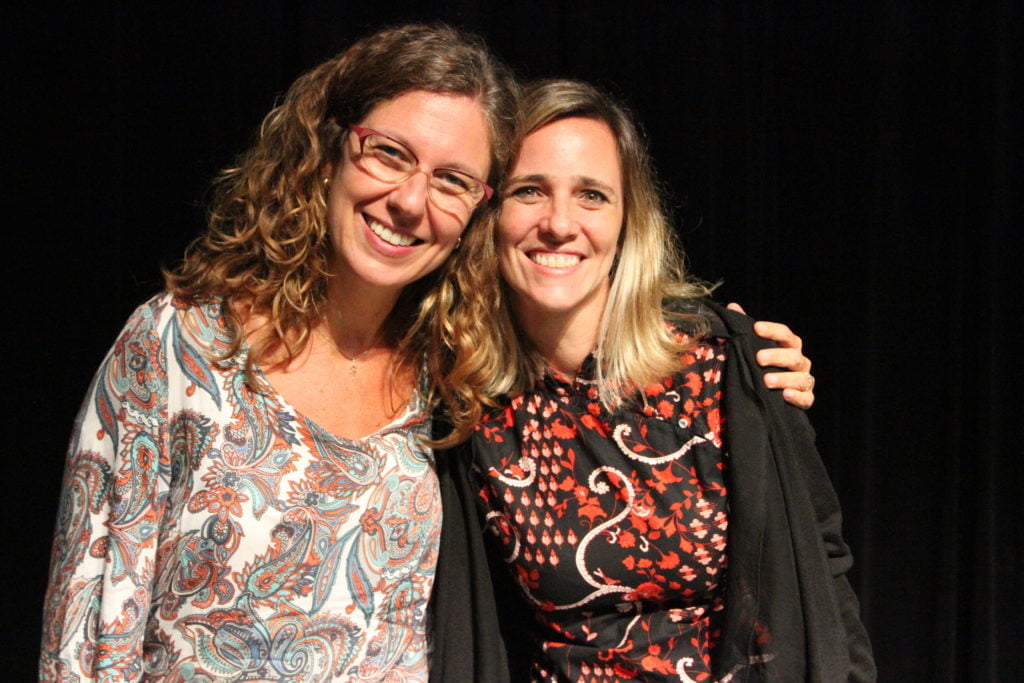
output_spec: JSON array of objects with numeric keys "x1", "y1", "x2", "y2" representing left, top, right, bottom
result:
[{"x1": 429, "y1": 300, "x2": 875, "y2": 682}]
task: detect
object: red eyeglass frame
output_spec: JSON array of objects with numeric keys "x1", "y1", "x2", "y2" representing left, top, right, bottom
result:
[{"x1": 348, "y1": 124, "x2": 494, "y2": 203}]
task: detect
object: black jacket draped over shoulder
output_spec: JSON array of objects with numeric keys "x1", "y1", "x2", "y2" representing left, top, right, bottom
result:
[{"x1": 429, "y1": 301, "x2": 875, "y2": 681}]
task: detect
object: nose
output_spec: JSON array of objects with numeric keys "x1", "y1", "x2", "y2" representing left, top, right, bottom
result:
[
  {"x1": 385, "y1": 169, "x2": 430, "y2": 223},
  {"x1": 539, "y1": 196, "x2": 577, "y2": 243}
]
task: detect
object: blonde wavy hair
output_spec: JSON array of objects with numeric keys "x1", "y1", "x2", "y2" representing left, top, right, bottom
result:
[
  {"x1": 432, "y1": 79, "x2": 712, "y2": 445},
  {"x1": 164, "y1": 24, "x2": 518, "y2": 383}
]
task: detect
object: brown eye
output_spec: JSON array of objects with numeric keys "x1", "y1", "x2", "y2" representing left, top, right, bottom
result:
[
  {"x1": 368, "y1": 139, "x2": 414, "y2": 168},
  {"x1": 509, "y1": 186, "x2": 542, "y2": 202},
  {"x1": 434, "y1": 170, "x2": 472, "y2": 194}
]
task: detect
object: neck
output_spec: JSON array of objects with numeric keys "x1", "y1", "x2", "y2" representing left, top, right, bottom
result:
[
  {"x1": 322, "y1": 270, "x2": 402, "y2": 353},
  {"x1": 515, "y1": 303, "x2": 604, "y2": 380}
]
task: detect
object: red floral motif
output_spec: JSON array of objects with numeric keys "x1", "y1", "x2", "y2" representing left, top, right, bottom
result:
[
  {"x1": 474, "y1": 335, "x2": 729, "y2": 681},
  {"x1": 188, "y1": 486, "x2": 250, "y2": 522}
]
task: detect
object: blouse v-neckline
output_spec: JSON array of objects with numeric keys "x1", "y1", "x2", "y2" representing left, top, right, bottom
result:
[{"x1": 250, "y1": 360, "x2": 424, "y2": 445}]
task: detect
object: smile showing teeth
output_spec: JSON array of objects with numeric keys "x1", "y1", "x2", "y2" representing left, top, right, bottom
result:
[
  {"x1": 530, "y1": 251, "x2": 581, "y2": 269},
  {"x1": 366, "y1": 216, "x2": 417, "y2": 247}
]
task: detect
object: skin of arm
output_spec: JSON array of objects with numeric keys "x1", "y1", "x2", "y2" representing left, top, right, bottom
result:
[{"x1": 727, "y1": 302, "x2": 815, "y2": 410}]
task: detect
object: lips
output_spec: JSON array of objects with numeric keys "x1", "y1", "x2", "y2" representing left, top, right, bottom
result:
[
  {"x1": 528, "y1": 251, "x2": 581, "y2": 269},
  {"x1": 365, "y1": 214, "x2": 421, "y2": 247}
]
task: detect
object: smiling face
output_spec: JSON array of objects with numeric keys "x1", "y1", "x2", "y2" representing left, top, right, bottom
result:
[
  {"x1": 325, "y1": 89, "x2": 491, "y2": 299},
  {"x1": 498, "y1": 116, "x2": 624, "y2": 336}
]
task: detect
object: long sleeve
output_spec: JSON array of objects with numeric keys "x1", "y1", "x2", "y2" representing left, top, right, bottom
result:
[
  {"x1": 762, "y1": 383, "x2": 876, "y2": 682},
  {"x1": 40, "y1": 299, "x2": 171, "y2": 681},
  {"x1": 709, "y1": 301, "x2": 876, "y2": 682},
  {"x1": 43, "y1": 294, "x2": 443, "y2": 680}
]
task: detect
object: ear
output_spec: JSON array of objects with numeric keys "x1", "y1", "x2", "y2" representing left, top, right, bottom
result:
[{"x1": 321, "y1": 161, "x2": 335, "y2": 183}]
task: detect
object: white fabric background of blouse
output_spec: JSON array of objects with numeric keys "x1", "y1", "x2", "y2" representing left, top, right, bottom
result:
[{"x1": 40, "y1": 294, "x2": 440, "y2": 682}]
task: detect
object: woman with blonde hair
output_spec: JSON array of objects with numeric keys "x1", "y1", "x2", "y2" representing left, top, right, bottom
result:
[{"x1": 431, "y1": 80, "x2": 874, "y2": 681}]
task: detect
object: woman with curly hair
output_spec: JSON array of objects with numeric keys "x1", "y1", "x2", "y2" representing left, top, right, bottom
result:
[
  {"x1": 431, "y1": 80, "x2": 873, "y2": 681},
  {"x1": 41, "y1": 25, "x2": 815, "y2": 682},
  {"x1": 40, "y1": 24, "x2": 517, "y2": 681}
]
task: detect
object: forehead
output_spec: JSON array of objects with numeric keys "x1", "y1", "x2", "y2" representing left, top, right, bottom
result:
[
  {"x1": 513, "y1": 117, "x2": 622, "y2": 187},
  {"x1": 361, "y1": 90, "x2": 492, "y2": 176}
]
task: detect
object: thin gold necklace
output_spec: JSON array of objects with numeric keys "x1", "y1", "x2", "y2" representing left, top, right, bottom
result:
[{"x1": 317, "y1": 327, "x2": 376, "y2": 378}]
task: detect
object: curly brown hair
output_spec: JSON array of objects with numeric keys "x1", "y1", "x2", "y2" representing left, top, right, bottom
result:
[{"x1": 164, "y1": 24, "x2": 518, "y2": 383}]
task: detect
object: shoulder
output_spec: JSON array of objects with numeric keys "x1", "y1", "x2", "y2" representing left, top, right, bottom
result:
[
  {"x1": 115, "y1": 292, "x2": 173, "y2": 342},
  {"x1": 165, "y1": 294, "x2": 235, "y2": 358},
  {"x1": 665, "y1": 297, "x2": 759, "y2": 341},
  {"x1": 103, "y1": 293, "x2": 236, "y2": 389},
  {"x1": 111, "y1": 293, "x2": 231, "y2": 354}
]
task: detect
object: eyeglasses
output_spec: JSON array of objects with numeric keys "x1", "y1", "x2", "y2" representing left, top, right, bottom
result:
[{"x1": 348, "y1": 125, "x2": 493, "y2": 218}]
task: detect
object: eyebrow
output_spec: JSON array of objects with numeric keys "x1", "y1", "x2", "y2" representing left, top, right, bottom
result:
[
  {"x1": 505, "y1": 173, "x2": 547, "y2": 186},
  {"x1": 368, "y1": 126, "x2": 486, "y2": 178},
  {"x1": 577, "y1": 176, "x2": 618, "y2": 199}
]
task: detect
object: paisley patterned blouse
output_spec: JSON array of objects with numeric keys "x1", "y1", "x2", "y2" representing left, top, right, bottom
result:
[
  {"x1": 40, "y1": 294, "x2": 441, "y2": 682},
  {"x1": 471, "y1": 334, "x2": 729, "y2": 682}
]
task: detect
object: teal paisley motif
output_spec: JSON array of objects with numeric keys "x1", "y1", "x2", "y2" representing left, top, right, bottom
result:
[
  {"x1": 167, "y1": 314, "x2": 223, "y2": 409},
  {"x1": 42, "y1": 295, "x2": 441, "y2": 682},
  {"x1": 361, "y1": 471, "x2": 439, "y2": 578},
  {"x1": 155, "y1": 518, "x2": 238, "y2": 621},
  {"x1": 242, "y1": 518, "x2": 315, "y2": 603},
  {"x1": 105, "y1": 429, "x2": 161, "y2": 584},
  {"x1": 162, "y1": 409, "x2": 218, "y2": 527}
]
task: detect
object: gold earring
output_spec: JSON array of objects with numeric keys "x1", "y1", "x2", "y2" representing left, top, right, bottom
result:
[{"x1": 322, "y1": 177, "x2": 331, "y2": 187}]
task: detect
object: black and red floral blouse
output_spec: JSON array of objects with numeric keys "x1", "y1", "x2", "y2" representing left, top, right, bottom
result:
[{"x1": 470, "y1": 333, "x2": 730, "y2": 681}]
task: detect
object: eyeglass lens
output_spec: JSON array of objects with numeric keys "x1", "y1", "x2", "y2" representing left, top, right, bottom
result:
[{"x1": 357, "y1": 134, "x2": 486, "y2": 214}]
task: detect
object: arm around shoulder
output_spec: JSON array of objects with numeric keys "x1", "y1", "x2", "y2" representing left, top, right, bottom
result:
[{"x1": 715, "y1": 303, "x2": 875, "y2": 680}]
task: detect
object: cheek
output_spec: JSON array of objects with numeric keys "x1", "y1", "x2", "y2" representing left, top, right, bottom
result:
[
  {"x1": 326, "y1": 176, "x2": 359, "y2": 220},
  {"x1": 601, "y1": 214, "x2": 625, "y2": 254},
  {"x1": 443, "y1": 215, "x2": 469, "y2": 242},
  {"x1": 496, "y1": 242, "x2": 516, "y2": 279},
  {"x1": 496, "y1": 206, "x2": 530, "y2": 249},
  {"x1": 495, "y1": 226, "x2": 525, "y2": 279},
  {"x1": 425, "y1": 219, "x2": 466, "y2": 259},
  {"x1": 498, "y1": 258, "x2": 529, "y2": 302},
  {"x1": 495, "y1": 227, "x2": 521, "y2": 282}
]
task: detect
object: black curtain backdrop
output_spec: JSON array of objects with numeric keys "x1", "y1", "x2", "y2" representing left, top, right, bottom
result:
[{"x1": 5, "y1": 2, "x2": 1019, "y2": 680}]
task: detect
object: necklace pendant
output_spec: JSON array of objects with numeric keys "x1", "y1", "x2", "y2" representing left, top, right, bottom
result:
[{"x1": 349, "y1": 362, "x2": 358, "y2": 378}]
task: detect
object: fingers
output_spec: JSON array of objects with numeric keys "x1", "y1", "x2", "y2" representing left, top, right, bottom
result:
[
  {"x1": 730, "y1": 305, "x2": 816, "y2": 409},
  {"x1": 756, "y1": 346, "x2": 811, "y2": 373},
  {"x1": 752, "y1": 321, "x2": 803, "y2": 352},
  {"x1": 726, "y1": 304, "x2": 801, "y2": 353},
  {"x1": 726, "y1": 302, "x2": 747, "y2": 315},
  {"x1": 760, "y1": 348, "x2": 815, "y2": 409},
  {"x1": 764, "y1": 370, "x2": 814, "y2": 391},
  {"x1": 759, "y1": 348, "x2": 814, "y2": 410},
  {"x1": 782, "y1": 386, "x2": 815, "y2": 410},
  {"x1": 764, "y1": 370, "x2": 816, "y2": 409}
]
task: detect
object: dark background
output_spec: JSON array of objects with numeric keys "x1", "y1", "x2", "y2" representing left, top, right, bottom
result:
[{"x1": 5, "y1": 2, "x2": 1019, "y2": 680}]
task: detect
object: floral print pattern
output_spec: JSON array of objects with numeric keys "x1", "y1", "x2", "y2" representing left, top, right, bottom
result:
[
  {"x1": 471, "y1": 334, "x2": 729, "y2": 682},
  {"x1": 41, "y1": 294, "x2": 440, "y2": 682}
]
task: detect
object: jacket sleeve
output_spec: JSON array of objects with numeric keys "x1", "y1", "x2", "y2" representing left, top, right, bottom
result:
[
  {"x1": 741, "y1": 313, "x2": 876, "y2": 679},
  {"x1": 40, "y1": 301, "x2": 170, "y2": 681},
  {"x1": 771, "y1": 402, "x2": 877, "y2": 681},
  {"x1": 718, "y1": 302, "x2": 876, "y2": 681}
]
